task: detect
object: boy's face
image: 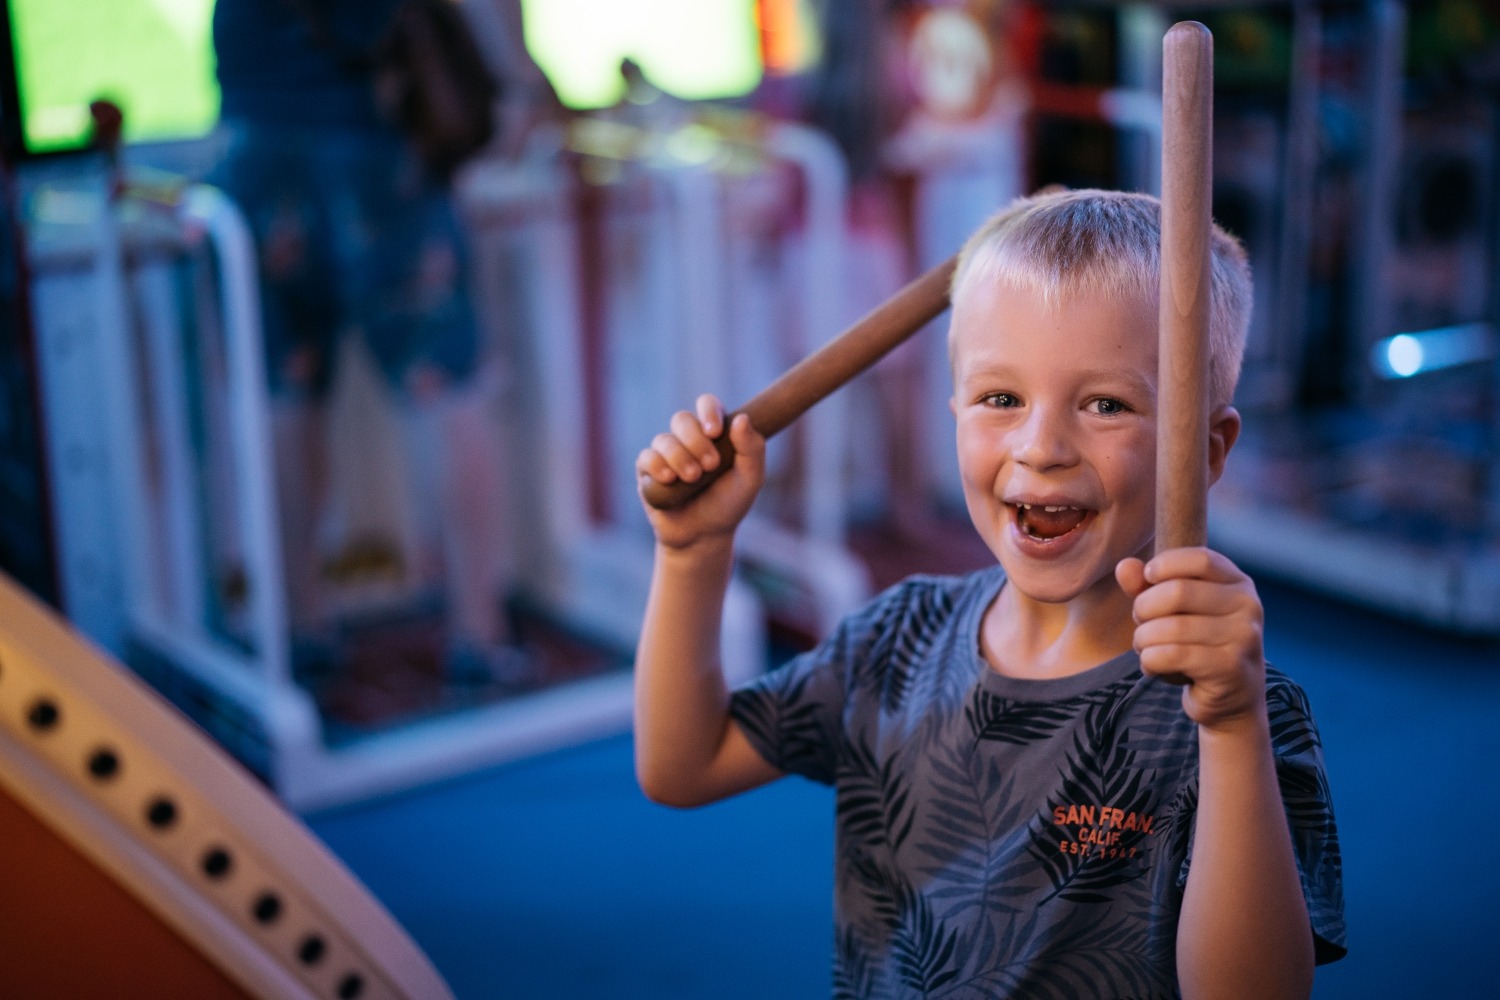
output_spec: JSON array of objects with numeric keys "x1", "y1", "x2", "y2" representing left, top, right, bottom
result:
[{"x1": 949, "y1": 278, "x2": 1158, "y2": 605}]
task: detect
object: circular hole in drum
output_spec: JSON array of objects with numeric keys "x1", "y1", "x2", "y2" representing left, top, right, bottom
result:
[
  {"x1": 297, "y1": 934, "x2": 326, "y2": 966},
  {"x1": 145, "y1": 796, "x2": 178, "y2": 830},
  {"x1": 86, "y1": 747, "x2": 120, "y2": 781},
  {"x1": 201, "y1": 846, "x2": 234, "y2": 880},
  {"x1": 27, "y1": 698, "x2": 60, "y2": 732},
  {"x1": 252, "y1": 892, "x2": 282, "y2": 925}
]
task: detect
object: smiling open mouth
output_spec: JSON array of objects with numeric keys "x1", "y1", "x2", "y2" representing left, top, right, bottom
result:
[{"x1": 1013, "y1": 502, "x2": 1089, "y2": 540}]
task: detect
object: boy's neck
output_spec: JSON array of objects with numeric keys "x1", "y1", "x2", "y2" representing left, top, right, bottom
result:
[{"x1": 980, "y1": 580, "x2": 1136, "y2": 681}]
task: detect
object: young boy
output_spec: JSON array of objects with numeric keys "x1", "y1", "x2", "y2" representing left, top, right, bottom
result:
[{"x1": 633, "y1": 188, "x2": 1345, "y2": 998}]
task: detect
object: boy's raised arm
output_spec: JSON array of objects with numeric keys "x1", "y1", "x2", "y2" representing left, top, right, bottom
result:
[
  {"x1": 1118, "y1": 548, "x2": 1315, "y2": 1000},
  {"x1": 633, "y1": 397, "x2": 784, "y2": 807}
]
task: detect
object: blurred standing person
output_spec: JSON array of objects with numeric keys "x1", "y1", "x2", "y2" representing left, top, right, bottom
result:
[
  {"x1": 804, "y1": 0, "x2": 914, "y2": 186},
  {"x1": 210, "y1": 0, "x2": 546, "y2": 692},
  {"x1": 800, "y1": 0, "x2": 936, "y2": 538}
]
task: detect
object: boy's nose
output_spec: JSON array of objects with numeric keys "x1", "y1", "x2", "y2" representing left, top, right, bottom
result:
[{"x1": 1013, "y1": 408, "x2": 1079, "y2": 470}]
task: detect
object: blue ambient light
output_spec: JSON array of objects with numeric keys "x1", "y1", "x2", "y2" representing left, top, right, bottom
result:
[
  {"x1": 1384, "y1": 334, "x2": 1424, "y2": 378},
  {"x1": 1371, "y1": 323, "x2": 1495, "y2": 380}
]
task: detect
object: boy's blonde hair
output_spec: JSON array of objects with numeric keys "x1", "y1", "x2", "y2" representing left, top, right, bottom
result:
[{"x1": 951, "y1": 188, "x2": 1253, "y2": 408}]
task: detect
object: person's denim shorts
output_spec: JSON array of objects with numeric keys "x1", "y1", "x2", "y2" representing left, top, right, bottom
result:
[{"x1": 211, "y1": 121, "x2": 480, "y2": 399}]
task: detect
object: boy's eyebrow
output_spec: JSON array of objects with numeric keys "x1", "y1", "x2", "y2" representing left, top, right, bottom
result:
[
  {"x1": 955, "y1": 363, "x2": 1158, "y2": 400},
  {"x1": 1087, "y1": 367, "x2": 1158, "y2": 400}
]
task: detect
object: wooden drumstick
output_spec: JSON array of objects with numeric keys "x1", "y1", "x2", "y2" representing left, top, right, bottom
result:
[
  {"x1": 1156, "y1": 21, "x2": 1214, "y2": 554},
  {"x1": 641, "y1": 256, "x2": 957, "y2": 511}
]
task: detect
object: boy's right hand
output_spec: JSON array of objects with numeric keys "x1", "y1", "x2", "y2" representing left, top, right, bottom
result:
[{"x1": 636, "y1": 394, "x2": 766, "y2": 550}]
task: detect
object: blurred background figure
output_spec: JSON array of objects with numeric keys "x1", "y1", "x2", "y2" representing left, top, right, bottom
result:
[
  {"x1": 798, "y1": 0, "x2": 926, "y2": 539},
  {"x1": 210, "y1": 0, "x2": 552, "y2": 695}
]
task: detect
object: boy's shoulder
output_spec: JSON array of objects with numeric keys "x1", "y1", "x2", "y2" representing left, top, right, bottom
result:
[
  {"x1": 856, "y1": 565, "x2": 1006, "y2": 633},
  {"x1": 1262, "y1": 664, "x2": 1327, "y2": 755},
  {"x1": 877, "y1": 564, "x2": 1006, "y2": 605},
  {"x1": 1264, "y1": 663, "x2": 1303, "y2": 691}
]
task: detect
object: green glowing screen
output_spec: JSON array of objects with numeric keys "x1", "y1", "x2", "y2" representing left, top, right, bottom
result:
[
  {"x1": 6, "y1": 0, "x2": 763, "y2": 153},
  {"x1": 521, "y1": 0, "x2": 763, "y2": 109},
  {"x1": 9, "y1": 0, "x2": 219, "y2": 153}
]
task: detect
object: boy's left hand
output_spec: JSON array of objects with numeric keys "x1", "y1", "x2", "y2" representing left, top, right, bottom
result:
[{"x1": 1115, "y1": 548, "x2": 1266, "y2": 733}]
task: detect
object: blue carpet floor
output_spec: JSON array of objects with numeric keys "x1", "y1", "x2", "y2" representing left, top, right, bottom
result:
[{"x1": 309, "y1": 577, "x2": 1500, "y2": 999}]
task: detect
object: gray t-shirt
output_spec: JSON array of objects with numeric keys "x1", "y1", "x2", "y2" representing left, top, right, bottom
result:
[{"x1": 730, "y1": 566, "x2": 1346, "y2": 999}]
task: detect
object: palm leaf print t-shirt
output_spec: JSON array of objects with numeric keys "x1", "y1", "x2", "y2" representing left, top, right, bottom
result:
[{"x1": 729, "y1": 566, "x2": 1346, "y2": 999}]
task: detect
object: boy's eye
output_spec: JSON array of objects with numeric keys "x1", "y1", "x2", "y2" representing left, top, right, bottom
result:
[
  {"x1": 1088, "y1": 397, "x2": 1130, "y2": 415},
  {"x1": 981, "y1": 392, "x2": 1019, "y2": 408}
]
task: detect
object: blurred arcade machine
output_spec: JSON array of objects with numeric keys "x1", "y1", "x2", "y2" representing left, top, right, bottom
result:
[
  {"x1": 0, "y1": 0, "x2": 772, "y2": 813},
  {"x1": 0, "y1": 5, "x2": 462, "y2": 995},
  {"x1": 0, "y1": 0, "x2": 451, "y2": 812},
  {"x1": 1179, "y1": 0, "x2": 1500, "y2": 634}
]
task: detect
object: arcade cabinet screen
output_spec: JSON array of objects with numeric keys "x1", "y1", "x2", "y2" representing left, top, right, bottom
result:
[
  {"x1": 4, "y1": 0, "x2": 219, "y2": 156},
  {"x1": 521, "y1": 0, "x2": 770, "y2": 108}
]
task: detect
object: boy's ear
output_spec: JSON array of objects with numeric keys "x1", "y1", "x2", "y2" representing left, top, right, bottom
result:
[{"x1": 1207, "y1": 405, "x2": 1241, "y2": 486}]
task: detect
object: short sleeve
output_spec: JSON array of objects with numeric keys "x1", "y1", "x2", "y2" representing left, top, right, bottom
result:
[
  {"x1": 1266, "y1": 672, "x2": 1347, "y2": 964},
  {"x1": 1173, "y1": 670, "x2": 1347, "y2": 964},
  {"x1": 729, "y1": 580, "x2": 911, "y2": 786},
  {"x1": 728, "y1": 628, "x2": 851, "y2": 787}
]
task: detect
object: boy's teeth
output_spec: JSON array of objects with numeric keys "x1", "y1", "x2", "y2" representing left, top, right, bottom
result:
[{"x1": 1016, "y1": 502, "x2": 1088, "y2": 540}]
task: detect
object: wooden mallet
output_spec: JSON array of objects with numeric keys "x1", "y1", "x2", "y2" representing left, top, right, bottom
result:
[{"x1": 643, "y1": 22, "x2": 1216, "y2": 539}]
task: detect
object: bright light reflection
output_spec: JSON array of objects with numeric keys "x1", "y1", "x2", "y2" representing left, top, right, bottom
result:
[
  {"x1": 521, "y1": 0, "x2": 763, "y2": 109},
  {"x1": 664, "y1": 124, "x2": 720, "y2": 165},
  {"x1": 1385, "y1": 334, "x2": 1424, "y2": 378}
]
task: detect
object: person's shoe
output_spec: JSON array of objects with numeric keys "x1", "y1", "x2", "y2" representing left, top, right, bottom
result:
[
  {"x1": 445, "y1": 642, "x2": 542, "y2": 697},
  {"x1": 289, "y1": 633, "x2": 341, "y2": 688}
]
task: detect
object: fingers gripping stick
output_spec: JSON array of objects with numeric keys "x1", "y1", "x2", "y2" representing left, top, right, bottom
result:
[
  {"x1": 1156, "y1": 22, "x2": 1214, "y2": 555},
  {"x1": 641, "y1": 257, "x2": 957, "y2": 511}
]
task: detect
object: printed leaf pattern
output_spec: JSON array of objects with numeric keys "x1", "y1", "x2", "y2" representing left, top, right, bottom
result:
[
  {"x1": 965, "y1": 691, "x2": 1087, "y2": 746},
  {"x1": 848, "y1": 576, "x2": 966, "y2": 720},
  {"x1": 881, "y1": 583, "x2": 957, "y2": 715},
  {"x1": 837, "y1": 731, "x2": 920, "y2": 854},
  {"x1": 732, "y1": 664, "x2": 839, "y2": 784},
  {"x1": 1028, "y1": 695, "x2": 1160, "y2": 905},
  {"x1": 916, "y1": 735, "x2": 1038, "y2": 922},
  {"x1": 729, "y1": 569, "x2": 1345, "y2": 997},
  {"x1": 833, "y1": 926, "x2": 878, "y2": 1000}
]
